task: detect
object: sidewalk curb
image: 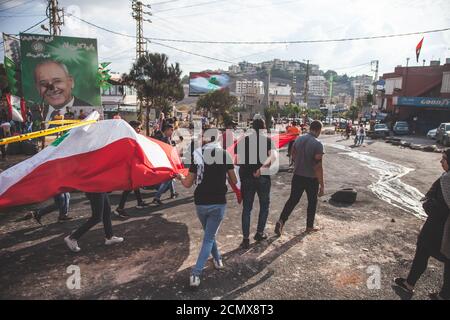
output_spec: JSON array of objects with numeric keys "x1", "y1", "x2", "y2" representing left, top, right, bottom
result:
[{"x1": 383, "y1": 136, "x2": 445, "y2": 153}]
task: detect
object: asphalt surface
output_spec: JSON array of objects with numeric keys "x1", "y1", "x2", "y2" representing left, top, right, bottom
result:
[{"x1": 0, "y1": 134, "x2": 446, "y2": 300}]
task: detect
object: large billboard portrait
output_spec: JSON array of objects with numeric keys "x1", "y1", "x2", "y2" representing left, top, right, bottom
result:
[
  {"x1": 189, "y1": 72, "x2": 231, "y2": 96},
  {"x1": 20, "y1": 33, "x2": 101, "y2": 122}
]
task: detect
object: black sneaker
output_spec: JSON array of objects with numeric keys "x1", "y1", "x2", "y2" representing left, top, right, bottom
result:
[
  {"x1": 114, "y1": 208, "x2": 129, "y2": 217},
  {"x1": 274, "y1": 220, "x2": 284, "y2": 237},
  {"x1": 31, "y1": 211, "x2": 42, "y2": 226},
  {"x1": 58, "y1": 216, "x2": 72, "y2": 222},
  {"x1": 135, "y1": 202, "x2": 149, "y2": 209},
  {"x1": 240, "y1": 239, "x2": 250, "y2": 249},
  {"x1": 152, "y1": 198, "x2": 162, "y2": 206},
  {"x1": 254, "y1": 232, "x2": 268, "y2": 242},
  {"x1": 170, "y1": 192, "x2": 179, "y2": 199},
  {"x1": 393, "y1": 278, "x2": 414, "y2": 294}
]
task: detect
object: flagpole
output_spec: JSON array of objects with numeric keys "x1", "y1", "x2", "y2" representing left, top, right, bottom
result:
[{"x1": 404, "y1": 57, "x2": 410, "y2": 97}]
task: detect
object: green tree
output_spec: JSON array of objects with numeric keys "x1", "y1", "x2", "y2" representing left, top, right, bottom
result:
[
  {"x1": 125, "y1": 52, "x2": 184, "y2": 135},
  {"x1": 264, "y1": 106, "x2": 277, "y2": 131},
  {"x1": 196, "y1": 89, "x2": 237, "y2": 126},
  {"x1": 345, "y1": 105, "x2": 360, "y2": 121},
  {"x1": 307, "y1": 109, "x2": 324, "y2": 120}
]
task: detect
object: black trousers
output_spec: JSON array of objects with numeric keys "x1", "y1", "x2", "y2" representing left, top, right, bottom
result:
[
  {"x1": 407, "y1": 244, "x2": 450, "y2": 299},
  {"x1": 118, "y1": 189, "x2": 143, "y2": 209},
  {"x1": 279, "y1": 175, "x2": 319, "y2": 228},
  {"x1": 71, "y1": 193, "x2": 113, "y2": 240}
]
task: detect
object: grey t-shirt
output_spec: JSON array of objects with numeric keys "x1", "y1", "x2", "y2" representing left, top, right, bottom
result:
[{"x1": 293, "y1": 133, "x2": 324, "y2": 178}]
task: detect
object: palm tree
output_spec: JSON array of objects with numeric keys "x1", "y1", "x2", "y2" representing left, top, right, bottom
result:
[{"x1": 125, "y1": 53, "x2": 184, "y2": 135}]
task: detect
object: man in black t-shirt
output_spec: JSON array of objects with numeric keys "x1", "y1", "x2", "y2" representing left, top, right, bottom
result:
[
  {"x1": 177, "y1": 129, "x2": 238, "y2": 288},
  {"x1": 234, "y1": 118, "x2": 277, "y2": 249}
]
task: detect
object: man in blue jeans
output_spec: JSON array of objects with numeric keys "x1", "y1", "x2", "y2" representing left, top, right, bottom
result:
[
  {"x1": 178, "y1": 129, "x2": 238, "y2": 288},
  {"x1": 235, "y1": 117, "x2": 277, "y2": 249},
  {"x1": 31, "y1": 192, "x2": 71, "y2": 225}
]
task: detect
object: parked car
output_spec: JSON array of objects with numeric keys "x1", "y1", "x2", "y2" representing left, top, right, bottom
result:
[
  {"x1": 393, "y1": 121, "x2": 410, "y2": 135},
  {"x1": 372, "y1": 123, "x2": 390, "y2": 138},
  {"x1": 436, "y1": 123, "x2": 450, "y2": 146},
  {"x1": 427, "y1": 128, "x2": 437, "y2": 139}
]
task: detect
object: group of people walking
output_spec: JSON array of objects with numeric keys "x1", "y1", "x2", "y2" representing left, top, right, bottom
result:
[{"x1": 25, "y1": 115, "x2": 450, "y2": 299}]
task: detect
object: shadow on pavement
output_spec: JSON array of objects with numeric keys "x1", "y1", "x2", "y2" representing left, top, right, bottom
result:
[
  {"x1": 0, "y1": 214, "x2": 190, "y2": 299},
  {"x1": 92, "y1": 232, "x2": 309, "y2": 299}
]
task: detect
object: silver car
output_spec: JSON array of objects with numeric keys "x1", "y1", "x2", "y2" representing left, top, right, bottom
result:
[
  {"x1": 427, "y1": 128, "x2": 437, "y2": 139},
  {"x1": 436, "y1": 123, "x2": 450, "y2": 146}
]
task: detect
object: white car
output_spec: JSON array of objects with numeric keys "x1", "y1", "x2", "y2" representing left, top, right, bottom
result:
[{"x1": 427, "y1": 128, "x2": 437, "y2": 139}]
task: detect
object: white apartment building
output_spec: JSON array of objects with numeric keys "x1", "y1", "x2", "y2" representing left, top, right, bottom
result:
[
  {"x1": 236, "y1": 79, "x2": 265, "y2": 95},
  {"x1": 352, "y1": 75, "x2": 373, "y2": 100},
  {"x1": 228, "y1": 64, "x2": 241, "y2": 74},
  {"x1": 308, "y1": 75, "x2": 328, "y2": 96}
]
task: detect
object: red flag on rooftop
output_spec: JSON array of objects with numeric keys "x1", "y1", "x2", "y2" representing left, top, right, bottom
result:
[{"x1": 416, "y1": 37, "x2": 424, "y2": 63}]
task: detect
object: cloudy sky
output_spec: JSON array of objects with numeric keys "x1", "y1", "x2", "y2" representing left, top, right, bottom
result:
[{"x1": 1, "y1": 0, "x2": 449, "y2": 77}]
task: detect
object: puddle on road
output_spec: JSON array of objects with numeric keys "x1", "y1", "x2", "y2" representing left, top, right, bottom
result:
[{"x1": 326, "y1": 143, "x2": 426, "y2": 219}]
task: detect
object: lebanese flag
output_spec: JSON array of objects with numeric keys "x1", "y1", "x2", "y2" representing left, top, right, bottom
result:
[
  {"x1": 5, "y1": 93, "x2": 24, "y2": 122},
  {"x1": 0, "y1": 119, "x2": 186, "y2": 209},
  {"x1": 416, "y1": 37, "x2": 424, "y2": 63}
]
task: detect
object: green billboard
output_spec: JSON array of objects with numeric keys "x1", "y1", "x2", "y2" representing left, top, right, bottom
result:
[{"x1": 20, "y1": 33, "x2": 100, "y2": 121}]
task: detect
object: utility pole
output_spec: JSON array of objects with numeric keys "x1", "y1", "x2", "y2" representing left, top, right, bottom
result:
[
  {"x1": 303, "y1": 60, "x2": 310, "y2": 105},
  {"x1": 371, "y1": 60, "x2": 379, "y2": 104},
  {"x1": 46, "y1": 0, "x2": 64, "y2": 36},
  {"x1": 131, "y1": 1, "x2": 152, "y2": 132},
  {"x1": 404, "y1": 57, "x2": 410, "y2": 97},
  {"x1": 290, "y1": 71, "x2": 296, "y2": 103},
  {"x1": 263, "y1": 67, "x2": 271, "y2": 111},
  {"x1": 132, "y1": 1, "x2": 152, "y2": 61},
  {"x1": 328, "y1": 73, "x2": 334, "y2": 103}
]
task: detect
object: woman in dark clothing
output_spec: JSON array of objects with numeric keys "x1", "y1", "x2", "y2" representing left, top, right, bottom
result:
[{"x1": 394, "y1": 150, "x2": 450, "y2": 300}]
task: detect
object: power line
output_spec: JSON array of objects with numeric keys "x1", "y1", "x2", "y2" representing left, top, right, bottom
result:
[
  {"x1": 150, "y1": 40, "x2": 235, "y2": 64},
  {"x1": 152, "y1": 0, "x2": 298, "y2": 20},
  {"x1": 0, "y1": 0, "x2": 17, "y2": 5},
  {"x1": 141, "y1": 27, "x2": 450, "y2": 45},
  {"x1": 151, "y1": 0, "x2": 185, "y2": 6},
  {"x1": 68, "y1": 14, "x2": 235, "y2": 64},
  {"x1": 0, "y1": 17, "x2": 49, "y2": 47},
  {"x1": 22, "y1": 17, "x2": 49, "y2": 33},
  {"x1": 68, "y1": 15, "x2": 450, "y2": 47},
  {"x1": 0, "y1": 14, "x2": 46, "y2": 18},
  {"x1": 0, "y1": 0, "x2": 35, "y2": 13},
  {"x1": 327, "y1": 62, "x2": 373, "y2": 71},
  {"x1": 153, "y1": 0, "x2": 223, "y2": 14}
]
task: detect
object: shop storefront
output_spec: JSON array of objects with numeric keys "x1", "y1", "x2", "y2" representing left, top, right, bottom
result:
[{"x1": 393, "y1": 96, "x2": 450, "y2": 133}]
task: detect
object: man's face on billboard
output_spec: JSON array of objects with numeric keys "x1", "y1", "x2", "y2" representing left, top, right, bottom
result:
[{"x1": 34, "y1": 62, "x2": 74, "y2": 108}]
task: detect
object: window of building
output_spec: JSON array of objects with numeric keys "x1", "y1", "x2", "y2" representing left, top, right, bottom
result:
[
  {"x1": 385, "y1": 77, "x2": 403, "y2": 95},
  {"x1": 441, "y1": 72, "x2": 450, "y2": 93}
]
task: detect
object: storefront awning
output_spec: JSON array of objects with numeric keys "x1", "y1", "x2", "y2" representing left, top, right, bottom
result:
[{"x1": 394, "y1": 96, "x2": 450, "y2": 108}]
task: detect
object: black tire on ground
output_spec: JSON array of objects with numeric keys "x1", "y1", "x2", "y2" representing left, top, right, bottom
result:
[{"x1": 331, "y1": 188, "x2": 357, "y2": 204}]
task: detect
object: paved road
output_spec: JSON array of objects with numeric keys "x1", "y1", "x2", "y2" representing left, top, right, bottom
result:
[{"x1": 0, "y1": 135, "x2": 445, "y2": 300}]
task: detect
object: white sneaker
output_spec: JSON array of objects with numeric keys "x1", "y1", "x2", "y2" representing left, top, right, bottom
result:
[
  {"x1": 190, "y1": 275, "x2": 201, "y2": 287},
  {"x1": 64, "y1": 235, "x2": 81, "y2": 252},
  {"x1": 105, "y1": 236, "x2": 124, "y2": 245},
  {"x1": 213, "y1": 258, "x2": 224, "y2": 270}
]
